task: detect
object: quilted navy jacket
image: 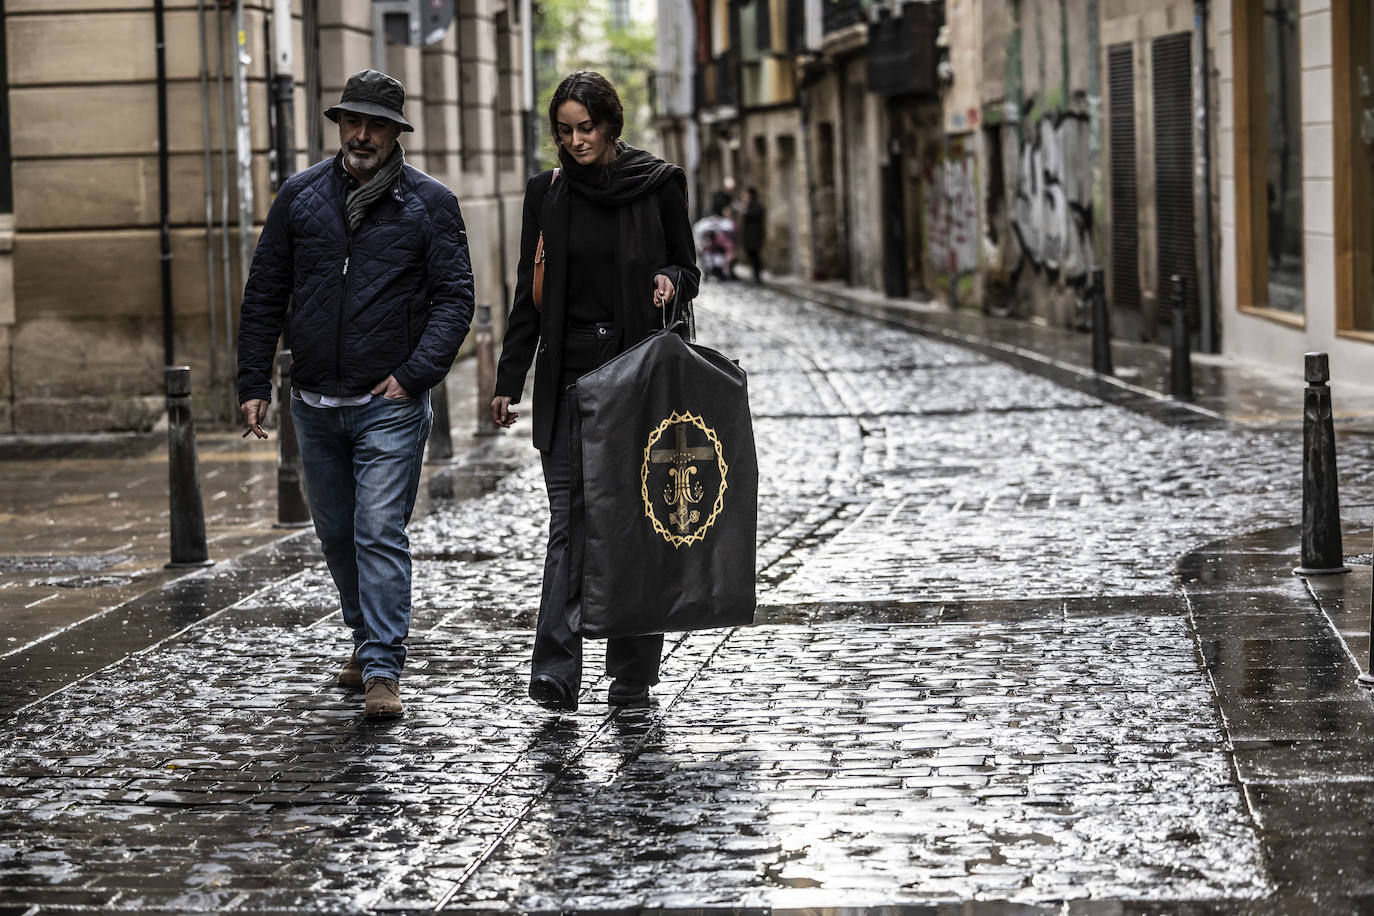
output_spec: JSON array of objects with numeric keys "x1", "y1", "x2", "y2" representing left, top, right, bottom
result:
[{"x1": 237, "y1": 154, "x2": 474, "y2": 403}]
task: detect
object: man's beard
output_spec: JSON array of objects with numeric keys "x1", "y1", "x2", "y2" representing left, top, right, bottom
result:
[{"x1": 344, "y1": 141, "x2": 391, "y2": 175}]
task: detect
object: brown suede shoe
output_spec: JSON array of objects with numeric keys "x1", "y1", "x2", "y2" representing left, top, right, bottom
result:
[
  {"x1": 337, "y1": 649, "x2": 363, "y2": 689},
  {"x1": 364, "y1": 677, "x2": 402, "y2": 718}
]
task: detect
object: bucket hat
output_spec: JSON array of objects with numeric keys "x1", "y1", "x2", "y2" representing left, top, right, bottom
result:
[{"x1": 324, "y1": 69, "x2": 414, "y2": 132}]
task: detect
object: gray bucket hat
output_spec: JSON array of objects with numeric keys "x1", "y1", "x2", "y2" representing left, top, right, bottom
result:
[{"x1": 324, "y1": 69, "x2": 414, "y2": 132}]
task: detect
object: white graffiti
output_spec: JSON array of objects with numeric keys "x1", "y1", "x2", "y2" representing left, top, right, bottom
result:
[
  {"x1": 924, "y1": 148, "x2": 979, "y2": 279},
  {"x1": 1012, "y1": 110, "x2": 1094, "y2": 282}
]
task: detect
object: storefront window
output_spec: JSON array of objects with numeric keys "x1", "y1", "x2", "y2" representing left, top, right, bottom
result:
[
  {"x1": 1264, "y1": 0, "x2": 1304, "y2": 314},
  {"x1": 1233, "y1": 0, "x2": 1304, "y2": 319},
  {"x1": 1343, "y1": 0, "x2": 1374, "y2": 332}
]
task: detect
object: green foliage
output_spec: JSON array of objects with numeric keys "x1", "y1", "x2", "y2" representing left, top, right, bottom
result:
[{"x1": 533, "y1": 0, "x2": 658, "y2": 167}]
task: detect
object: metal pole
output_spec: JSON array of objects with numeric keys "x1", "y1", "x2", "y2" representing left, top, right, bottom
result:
[
  {"x1": 197, "y1": 0, "x2": 221, "y2": 422},
  {"x1": 165, "y1": 367, "x2": 214, "y2": 568},
  {"x1": 274, "y1": 352, "x2": 311, "y2": 527},
  {"x1": 216, "y1": 2, "x2": 236, "y2": 420},
  {"x1": 520, "y1": 0, "x2": 537, "y2": 177},
  {"x1": 155, "y1": 0, "x2": 174, "y2": 367},
  {"x1": 427, "y1": 379, "x2": 455, "y2": 462},
  {"x1": 1089, "y1": 267, "x2": 1113, "y2": 375},
  {"x1": 272, "y1": 0, "x2": 296, "y2": 186},
  {"x1": 232, "y1": 0, "x2": 255, "y2": 304},
  {"x1": 1169, "y1": 274, "x2": 1193, "y2": 401},
  {"x1": 1194, "y1": 0, "x2": 1218, "y2": 353},
  {"x1": 1295, "y1": 352, "x2": 1349, "y2": 577},
  {"x1": 475, "y1": 304, "x2": 499, "y2": 436}
]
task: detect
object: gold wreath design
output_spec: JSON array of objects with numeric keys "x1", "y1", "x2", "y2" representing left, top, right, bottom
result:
[{"x1": 640, "y1": 410, "x2": 730, "y2": 548}]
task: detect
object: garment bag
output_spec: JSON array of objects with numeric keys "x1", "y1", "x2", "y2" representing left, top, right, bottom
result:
[{"x1": 567, "y1": 312, "x2": 757, "y2": 639}]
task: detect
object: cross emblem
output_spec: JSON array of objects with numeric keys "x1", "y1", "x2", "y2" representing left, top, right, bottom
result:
[{"x1": 649, "y1": 422, "x2": 716, "y2": 533}]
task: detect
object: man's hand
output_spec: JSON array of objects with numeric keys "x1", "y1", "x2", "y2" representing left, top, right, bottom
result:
[
  {"x1": 371, "y1": 375, "x2": 413, "y2": 400},
  {"x1": 240, "y1": 399, "x2": 270, "y2": 439},
  {"x1": 491, "y1": 396, "x2": 518, "y2": 428}
]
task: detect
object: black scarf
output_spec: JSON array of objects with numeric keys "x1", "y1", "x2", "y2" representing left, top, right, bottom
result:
[
  {"x1": 557, "y1": 142, "x2": 678, "y2": 207},
  {"x1": 341, "y1": 144, "x2": 405, "y2": 232}
]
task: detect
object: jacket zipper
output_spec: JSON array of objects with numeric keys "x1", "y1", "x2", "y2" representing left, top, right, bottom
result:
[{"x1": 337, "y1": 237, "x2": 351, "y2": 395}]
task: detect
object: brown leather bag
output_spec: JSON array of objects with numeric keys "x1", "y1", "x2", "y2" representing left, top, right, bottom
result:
[{"x1": 532, "y1": 168, "x2": 560, "y2": 310}]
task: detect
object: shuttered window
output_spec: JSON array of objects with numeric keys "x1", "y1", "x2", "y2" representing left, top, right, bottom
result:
[
  {"x1": 1152, "y1": 32, "x2": 1198, "y2": 328},
  {"x1": 1108, "y1": 42, "x2": 1139, "y2": 312}
]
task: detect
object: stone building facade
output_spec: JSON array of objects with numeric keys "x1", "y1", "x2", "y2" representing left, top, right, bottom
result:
[
  {"x1": 1, "y1": 0, "x2": 531, "y2": 433},
  {"x1": 1216, "y1": 0, "x2": 1374, "y2": 382}
]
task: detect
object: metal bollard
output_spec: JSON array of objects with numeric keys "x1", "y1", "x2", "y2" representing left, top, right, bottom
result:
[
  {"x1": 475, "y1": 304, "x2": 500, "y2": 437},
  {"x1": 1090, "y1": 267, "x2": 1113, "y2": 376},
  {"x1": 164, "y1": 366, "x2": 214, "y2": 568},
  {"x1": 274, "y1": 351, "x2": 311, "y2": 527},
  {"x1": 1169, "y1": 274, "x2": 1193, "y2": 401},
  {"x1": 1295, "y1": 352, "x2": 1349, "y2": 577},
  {"x1": 427, "y1": 378, "x2": 455, "y2": 463}
]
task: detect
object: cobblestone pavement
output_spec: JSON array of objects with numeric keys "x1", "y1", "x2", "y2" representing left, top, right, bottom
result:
[{"x1": 4, "y1": 283, "x2": 1374, "y2": 912}]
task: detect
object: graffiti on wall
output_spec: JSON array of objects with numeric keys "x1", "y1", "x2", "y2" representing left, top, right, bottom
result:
[
  {"x1": 924, "y1": 140, "x2": 980, "y2": 287},
  {"x1": 1011, "y1": 100, "x2": 1094, "y2": 285}
]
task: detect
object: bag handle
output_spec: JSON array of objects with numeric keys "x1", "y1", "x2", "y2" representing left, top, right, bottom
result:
[
  {"x1": 659, "y1": 293, "x2": 688, "y2": 332},
  {"x1": 531, "y1": 168, "x2": 560, "y2": 311}
]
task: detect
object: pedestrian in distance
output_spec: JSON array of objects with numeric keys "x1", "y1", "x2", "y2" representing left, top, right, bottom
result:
[
  {"x1": 489, "y1": 70, "x2": 701, "y2": 713},
  {"x1": 740, "y1": 186, "x2": 766, "y2": 283},
  {"x1": 237, "y1": 69, "x2": 475, "y2": 719},
  {"x1": 709, "y1": 175, "x2": 736, "y2": 224}
]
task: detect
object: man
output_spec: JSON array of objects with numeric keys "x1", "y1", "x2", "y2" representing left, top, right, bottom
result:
[{"x1": 237, "y1": 69, "x2": 474, "y2": 719}]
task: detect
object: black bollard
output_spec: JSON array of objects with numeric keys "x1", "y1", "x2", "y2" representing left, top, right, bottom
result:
[
  {"x1": 1169, "y1": 274, "x2": 1193, "y2": 401},
  {"x1": 1090, "y1": 267, "x2": 1113, "y2": 376},
  {"x1": 164, "y1": 367, "x2": 214, "y2": 568},
  {"x1": 1295, "y1": 352, "x2": 1349, "y2": 577},
  {"x1": 274, "y1": 351, "x2": 311, "y2": 527},
  {"x1": 427, "y1": 379, "x2": 455, "y2": 463},
  {"x1": 475, "y1": 304, "x2": 499, "y2": 437}
]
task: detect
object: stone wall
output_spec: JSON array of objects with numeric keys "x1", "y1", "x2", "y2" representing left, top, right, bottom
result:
[{"x1": 2, "y1": 0, "x2": 529, "y2": 433}]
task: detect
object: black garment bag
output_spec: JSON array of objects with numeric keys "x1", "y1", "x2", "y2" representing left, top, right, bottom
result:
[{"x1": 566, "y1": 312, "x2": 757, "y2": 639}]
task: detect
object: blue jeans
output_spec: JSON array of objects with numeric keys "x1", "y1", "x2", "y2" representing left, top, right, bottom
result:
[{"x1": 291, "y1": 391, "x2": 432, "y2": 683}]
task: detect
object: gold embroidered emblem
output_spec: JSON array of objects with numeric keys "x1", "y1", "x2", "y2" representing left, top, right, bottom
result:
[{"x1": 641, "y1": 411, "x2": 729, "y2": 548}]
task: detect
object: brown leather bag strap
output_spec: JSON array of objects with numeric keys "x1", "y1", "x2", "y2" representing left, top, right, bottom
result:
[{"x1": 532, "y1": 168, "x2": 560, "y2": 311}]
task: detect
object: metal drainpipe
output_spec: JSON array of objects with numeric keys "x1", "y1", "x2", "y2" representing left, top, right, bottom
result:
[
  {"x1": 1195, "y1": 0, "x2": 1218, "y2": 353},
  {"x1": 196, "y1": 0, "x2": 220, "y2": 421},
  {"x1": 232, "y1": 0, "x2": 255, "y2": 314},
  {"x1": 155, "y1": 0, "x2": 174, "y2": 367},
  {"x1": 272, "y1": 0, "x2": 295, "y2": 186},
  {"x1": 521, "y1": 0, "x2": 536, "y2": 178},
  {"x1": 216, "y1": 2, "x2": 235, "y2": 414}
]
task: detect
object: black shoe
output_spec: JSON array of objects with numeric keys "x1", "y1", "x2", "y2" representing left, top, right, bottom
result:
[
  {"x1": 607, "y1": 680, "x2": 651, "y2": 708},
  {"x1": 529, "y1": 674, "x2": 577, "y2": 712}
]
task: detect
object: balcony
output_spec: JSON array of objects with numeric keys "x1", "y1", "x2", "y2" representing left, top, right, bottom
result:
[
  {"x1": 822, "y1": 0, "x2": 867, "y2": 34},
  {"x1": 695, "y1": 48, "x2": 739, "y2": 112}
]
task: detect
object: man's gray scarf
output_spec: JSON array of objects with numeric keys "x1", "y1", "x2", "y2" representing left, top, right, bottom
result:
[{"x1": 345, "y1": 144, "x2": 405, "y2": 232}]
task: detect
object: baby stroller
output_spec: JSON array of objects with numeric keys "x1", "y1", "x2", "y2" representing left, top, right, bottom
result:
[{"x1": 693, "y1": 214, "x2": 736, "y2": 281}]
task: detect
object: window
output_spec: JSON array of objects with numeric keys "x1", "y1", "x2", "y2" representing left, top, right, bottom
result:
[
  {"x1": 1233, "y1": 0, "x2": 1305, "y2": 319},
  {"x1": 0, "y1": 0, "x2": 11, "y2": 215},
  {"x1": 1336, "y1": 0, "x2": 1374, "y2": 334}
]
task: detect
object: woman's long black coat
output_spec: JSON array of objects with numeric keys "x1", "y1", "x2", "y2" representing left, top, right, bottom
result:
[{"x1": 494, "y1": 166, "x2": 701, "y2": 452}]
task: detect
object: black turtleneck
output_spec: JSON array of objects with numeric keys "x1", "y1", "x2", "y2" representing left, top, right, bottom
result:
[{"x1": 565, "y1": 188, "x2": 618, "y2": 325}]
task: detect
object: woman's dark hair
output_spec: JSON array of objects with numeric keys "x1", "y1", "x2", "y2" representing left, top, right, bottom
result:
[{"x1": 548, "y1": 70, "x2": 624, "y2": 145}]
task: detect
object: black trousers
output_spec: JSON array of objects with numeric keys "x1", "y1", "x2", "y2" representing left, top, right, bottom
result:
[
  {"x1": 531, "y1": 325, "x2": 663, "y2": 696},
  {"x1": 745, "y1": 247, "x2": 763, "y2": 282}
]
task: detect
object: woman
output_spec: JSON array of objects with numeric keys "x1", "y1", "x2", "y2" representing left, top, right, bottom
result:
[{"x1": 490, "y1": 71, "x2": 700, "y2": 713}]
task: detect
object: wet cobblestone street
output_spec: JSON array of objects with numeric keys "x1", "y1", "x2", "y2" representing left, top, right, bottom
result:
[{"x1": 5, "y1": 284, "x2": 1374, "y2": 911}]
